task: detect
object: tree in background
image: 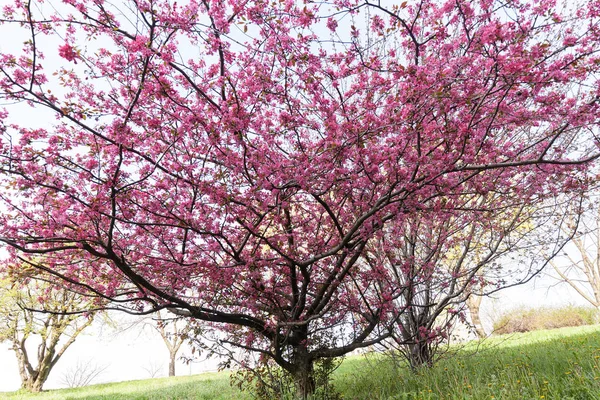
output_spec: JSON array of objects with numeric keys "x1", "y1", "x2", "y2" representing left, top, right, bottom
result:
[
  {"x1": 464, "y1": 285, "x2": 487, "y2": 338},
  {"x1": 547, "y1": 195, "x2": 600, "y2": 309},
  {"x1": 370, "y1": 193, "x2": 575, "y2": 369},
  {"x1": 1, "y1": 0, "x2": 600, "y2": 396},
  {"x1": 0, "y1": 265, "x2": 97, "y2": 392},
  {"x1": 151, "y1": 311, "x2": 192, "y2": 377},
  {"x1": 60, "y1": 359, "x2": 108, "y2": 388}
]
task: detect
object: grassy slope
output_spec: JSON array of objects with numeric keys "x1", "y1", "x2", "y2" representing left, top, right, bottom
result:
[
  {"x1": 0, "y1": 372, "x2": 249, "y2": 400},
  {"x1": 1, "y1": 325, "x2": 599, "y2": 400},
  {"x1": 337, "y1": 325, "x2": 600, "y2": 399}
]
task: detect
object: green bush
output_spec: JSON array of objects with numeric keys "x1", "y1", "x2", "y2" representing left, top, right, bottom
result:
[
  {"x1": 493, "y1": 305, "x2": 598, "y2": 334},
  {"x1": 230, "y1": 357, "x2": 343, "y2": 400}
]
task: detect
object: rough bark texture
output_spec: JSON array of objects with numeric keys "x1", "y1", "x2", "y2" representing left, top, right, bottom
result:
[
  {"x1": 290, "y1": 346, "x2": 315, "y2": 399},
  {"x1": 407, "y1": 340, "x2": 434, "y2": 370}
]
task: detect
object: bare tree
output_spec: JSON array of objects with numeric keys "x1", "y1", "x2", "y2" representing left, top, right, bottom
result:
[
  {"x1": 151, "y1": 311, "x2": 192, "y2": 377},
  {"x1": 142, "y1": 359, "x2": 164, "y2": 379},
  {"x1": 547, "y1": 197, "x2": 600, "y2": 309},
  {"x1": 60, "y1": 359, "x2": 108, "y2": 388}
]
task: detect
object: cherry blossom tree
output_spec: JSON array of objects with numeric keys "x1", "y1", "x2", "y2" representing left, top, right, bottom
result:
[{"x1": 1, "y1": 0, "x2": 600, "y2": 396}]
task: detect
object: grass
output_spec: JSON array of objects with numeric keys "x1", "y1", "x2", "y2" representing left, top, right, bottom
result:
[
  {"x1": 1, "y1": 325, "x2": 599, "y2": 399},
  {"x1": 0, "y1": 372, "x2": 251, "y2": 400},
  {"x1": 336, "y1": 324, "x2": 600, "y2": 399}
]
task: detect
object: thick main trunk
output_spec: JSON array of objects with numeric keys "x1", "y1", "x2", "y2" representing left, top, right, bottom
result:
[
  {"x1": 291, "y1": 350, "x2": 315, "y2": 400},
  {"x1": 407, "y1": 340, "x2": 433, "y2": 370},
  {"x1": 16, "y1": 347, "x2": 51, "y2": 392},
  {"x1": 285, "y1": 338, "x2": 316, "y2": 400},
  {"x1": 21, "y1": 375, "x2": 44, "y2": 393}
]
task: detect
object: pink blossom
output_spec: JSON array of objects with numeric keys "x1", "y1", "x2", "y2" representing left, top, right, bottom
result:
[
  {"x1": 371, "y1": 15, "x2": 384, "y2": 33},
  {"x1": 326, "y1": 17, "x2": 338, "y2": 31},
  {"x1": 58, "y1": 43, "x2": 78, "y2": 63},
  {"x1": 563, "y1": 35, "x2": 577, "y2": 46}
]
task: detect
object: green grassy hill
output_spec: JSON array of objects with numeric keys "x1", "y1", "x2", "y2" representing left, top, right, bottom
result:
[{"x1": 2, "y1": 325, "x2": 599, "y2": 400}]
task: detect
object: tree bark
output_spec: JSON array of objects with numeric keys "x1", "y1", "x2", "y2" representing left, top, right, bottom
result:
[
  {"x1": 466, "y1": 295, "x2": 486, "y2": 338},
  {"x1": 168, "y1": 351, "x2": 176, "y2": 377},
  {"x1": 407, "y1": 339, "x2": 433, "y2": 370},
  {"x1": 20, "y1": 371, "x2": 46, "y2": 393},
  {"x1": 290, "y1": 346, "x2": 315, "y2": 400},
  {"x1": 18, "y1": 356, "x2": 52, "y2": 392},
  {"x1": 30, "y1": 377, "x2": 44, "y2": 393}
]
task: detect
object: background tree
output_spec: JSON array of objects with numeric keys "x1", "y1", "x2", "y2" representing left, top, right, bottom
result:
[
  {"x1": 546, "y1": 194, "x2": 600, "y2": 309},
  {"x1": 1, "y1": 0, "x2": 600, "y2": 396},
  {"x1": 369, "y1": 193, "x2": 576, "y2": 369},
  {"x1": 464, "y1": 284, "x2": 486, "y2": 338},
  {"x1": 0, "y1": 265, "x2": 97, "y2": 392},
  {"x1": 150, "y1": 311, "x2": 192, "y2": 377},
  {"x1": 60, "y1": 359, "x2": 108, "y2": 389},
  {"x1": 142, "y1": 359, "x2": 164, "y2": 379}
]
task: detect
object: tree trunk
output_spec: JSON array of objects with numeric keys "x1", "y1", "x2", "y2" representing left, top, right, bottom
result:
[
  {"x1": 16, "y1": 347, "x2": 54, "y2": 392},
  {"x1": 35, "y1": 358, "x2": 53, "y2": 391},
  {"x1": 20, "y1": 370, "x2": 50, "y2": 393},
  {"x1": 466, "y1": 295, "x2": 486, "y2": 338},
  {"x1": 21, "y1": 374, "x2": 44, "y2": 393},
  {"x1": 21, "y1": 378, "x2": 35, "y2": 392},
  {"x1": 290, "y1": 345, "x2": 315, "y2": 399},
  {"x1": 407, "y1": 339, "x2": 433, "y2": 370},
  {"x1": 15, "y1": 344, "x2": 45, "y2": 392},
  {"x1": 31, "y1": 378, "x2": 44, "y2": 393},
  {"x1": 168, "y1": 351, "x2": 176, "y2": 377}
]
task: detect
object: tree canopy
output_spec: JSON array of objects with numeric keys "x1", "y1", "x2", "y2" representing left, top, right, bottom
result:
[{"x1": 1, "y1": 0, "x2": 600, "y2": 396}]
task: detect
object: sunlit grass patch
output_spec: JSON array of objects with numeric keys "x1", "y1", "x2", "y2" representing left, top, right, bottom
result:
[
  {"x1": 339, "y1": 325, "x2": 600, "y2": 399},
  {"x1": 0, "y1": 372, "x2": 251, "y2": 400}
]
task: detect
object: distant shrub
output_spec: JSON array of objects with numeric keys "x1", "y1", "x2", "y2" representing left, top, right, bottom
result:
[{"x1": 493, "y1": 305, "x2": 598, "y2": 335}]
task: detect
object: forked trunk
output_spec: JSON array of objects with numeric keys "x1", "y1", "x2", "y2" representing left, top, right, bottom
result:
[
  {"x1": 21, "y1": 375, "x2": 45, "y2": 393},
  {"x1": 407, "y1": 340, "x2": 433, "y2": 371},
  {"x1": 16, "y1": 348, "x2": 52, "y2": 392}
]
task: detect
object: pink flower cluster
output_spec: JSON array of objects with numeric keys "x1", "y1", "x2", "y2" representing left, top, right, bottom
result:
[{"x1": 58, "y1": 43, "x2": 77, "y2": 63}]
